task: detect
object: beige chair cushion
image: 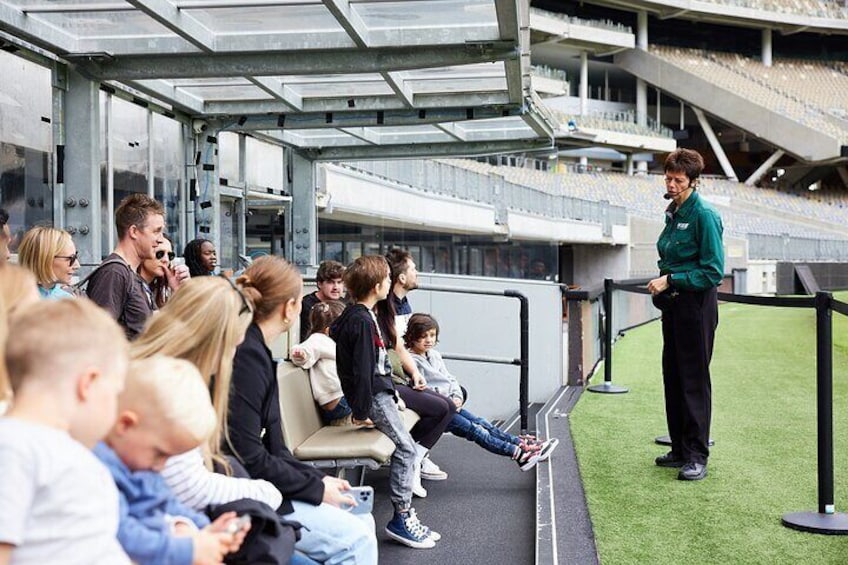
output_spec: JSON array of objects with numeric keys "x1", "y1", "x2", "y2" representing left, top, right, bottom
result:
[{"x1": 277, "y1": 361, "x2": 420, "y2": 464}]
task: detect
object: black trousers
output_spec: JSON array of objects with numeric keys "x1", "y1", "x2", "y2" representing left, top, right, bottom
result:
[
  {"x1": 395, "y1": 386, "x2": 454, "y2": 449},
  {"x1": 656, "y1": 287, "x2": 718, "y2": 465}
]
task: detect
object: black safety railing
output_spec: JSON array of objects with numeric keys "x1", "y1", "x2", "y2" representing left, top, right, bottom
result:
[
  {"x1": 593, "y1": 277, "x2": 848, "y2": 535},
  {"x1": 419, "y1": 285, "x2": 530, "y2": 435}
]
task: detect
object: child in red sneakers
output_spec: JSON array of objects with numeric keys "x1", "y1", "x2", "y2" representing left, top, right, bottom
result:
[{"x1": 405, "y1": 313, "x2": 558, "y2": 471}]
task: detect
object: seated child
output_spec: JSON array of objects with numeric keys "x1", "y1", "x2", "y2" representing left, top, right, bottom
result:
[
  {"x1": 331, "y1": 255, "x2": 439, "y2": 550},
  {"x1": 0, "y1": 299, "x2": 132, "y2": 564},
  {"x1": 291, "y1": 300, "x2": 352, "y2": 426},
  {"x1": 94, "y1": 355, "x2": 249, "y2": 565},
  {"x1": 404, "y1": 313, "x2": 559, "y2": 471}
]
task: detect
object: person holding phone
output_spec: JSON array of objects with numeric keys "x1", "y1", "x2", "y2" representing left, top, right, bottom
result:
[{"x1": 139, "y1": 235, "x2": 190, "y2": 309}]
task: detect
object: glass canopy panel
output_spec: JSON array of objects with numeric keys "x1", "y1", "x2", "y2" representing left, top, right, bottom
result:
[
  {"x1": 32, "y1": 10, "x2": 177, "y2": 40},
  {"x1": 175, "y1": 84, "x2": 273, "y2": 101},
  {"x1": 291, "y1": 80, "x2": 394, "y2": 98},
  {"x1": 280, "y1": 129, "x2": 370, "y2": 147},
  {"x1": 407, "y1": 76, "x2": 507, "y2": 94},
  {"x1": 186, "y1": 5, "x2": 341, "y2": 35},
  {"x1": 353, "y1": 0, "x2": 496, "y2": 31}
]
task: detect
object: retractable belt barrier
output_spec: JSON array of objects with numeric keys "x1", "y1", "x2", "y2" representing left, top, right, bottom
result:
[{"x1": 598, "y1": 277, "x2": 848, "y2": 535}]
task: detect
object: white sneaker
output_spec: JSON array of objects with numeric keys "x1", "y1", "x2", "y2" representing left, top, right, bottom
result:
[
  {"x1": 412, "y1": 463, "x2": 428, "y2": 498},
  {"x1": 420, "y1": 457, "x2": 448, "y2": 481}
]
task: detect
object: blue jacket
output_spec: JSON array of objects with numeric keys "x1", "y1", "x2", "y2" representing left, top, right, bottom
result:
[{"x1": 94, "y1": 442, "x2": 210, "y2": 565}]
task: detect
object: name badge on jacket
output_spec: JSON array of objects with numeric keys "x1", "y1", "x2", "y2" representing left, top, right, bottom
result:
[{"x1": 677, "y1": 223, "x2": 690, "y2": 230}]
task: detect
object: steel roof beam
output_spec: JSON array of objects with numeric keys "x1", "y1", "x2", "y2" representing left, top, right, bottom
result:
[
  {"x1": 125, "y1": 0, "x2": 215, "y2": 52},
  {"x1": 297, "y1": 138, "x2": 554, "y2": 161},
  {"x1": 220, "y1": 106, "x2": 523, "y2": 131}
]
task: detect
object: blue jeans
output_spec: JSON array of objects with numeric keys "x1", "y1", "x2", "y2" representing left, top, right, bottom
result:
[
  {"x1": 320, "y1": 397, "x2": 352, "y2": 424},
  {"x1": 284, "y1": 500, "x2": 378, "y2": 565},
  {"x1": 448, "y1": 408, "x2": 520, "y2": 458},
  {"x1": 369, "y1": 390, "x2": 416, "y2": 511}
]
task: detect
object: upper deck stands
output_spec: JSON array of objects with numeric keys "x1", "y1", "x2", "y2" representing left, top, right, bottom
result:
[
  {"x1": 697, "y1": 0, "x2": 848, "y2": 18},
  {"x1": 650, "y1": 46, "x2": 848, "y2": 145}
]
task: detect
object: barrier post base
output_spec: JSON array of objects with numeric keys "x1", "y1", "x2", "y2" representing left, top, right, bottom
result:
[
  {"x1": 655, "y1": 435, "x2": 715, "y2": 447},
  {"x1": 587, "y1": 381, "x2": 629, "y2": 394},
  {"x1": 782, "y1": 512, "x2": 848, "y2": 535}
]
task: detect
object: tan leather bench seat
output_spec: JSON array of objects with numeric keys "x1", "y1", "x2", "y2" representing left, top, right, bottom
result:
[{"x1": 277, "y1": 361, "x2": 419, "y2": 469}]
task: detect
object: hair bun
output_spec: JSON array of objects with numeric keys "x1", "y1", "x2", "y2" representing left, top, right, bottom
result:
[{"x1": 237, "y1": 274, "x2": 252, "y2": 287}]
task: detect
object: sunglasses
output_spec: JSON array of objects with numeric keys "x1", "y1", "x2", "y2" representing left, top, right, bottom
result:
[
  {"x1": 54, "y1": 251, "x2": 79, "y2": 265},
  {"x1": 156, "y1": 250, "x2": 176, "y2": 261},
  {"x1": 220, "y1": 275, "x2": 253, "y2": 316}
]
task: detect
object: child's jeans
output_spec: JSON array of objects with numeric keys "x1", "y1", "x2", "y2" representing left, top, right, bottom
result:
[
  {"x1": 320, "y1": 397, "x2": 352, "y2": 424},
  {"x1": 448, "y1": 408, "x2": 520, "y2": 457},
  {"x1": 370, "y1": 390, "x2": 416, "y2": 511}
]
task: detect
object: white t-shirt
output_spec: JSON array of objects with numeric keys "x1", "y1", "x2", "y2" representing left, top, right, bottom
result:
[{"x1": 0, "y1": 419, "x2": 130, "y2": 565}]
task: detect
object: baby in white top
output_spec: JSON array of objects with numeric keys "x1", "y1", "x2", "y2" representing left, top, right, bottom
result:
[{"x1": 291, "y1": 300, "x2": 352, "y2": 426}]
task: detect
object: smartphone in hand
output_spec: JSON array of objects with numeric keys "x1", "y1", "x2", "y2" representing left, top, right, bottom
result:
[{"x1": 342, "y1": 486, "x2": 374, "y2": 515}]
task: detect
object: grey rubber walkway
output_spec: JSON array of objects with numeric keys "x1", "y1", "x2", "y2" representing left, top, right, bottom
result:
[{"x1": 366, "y1": 433, "x2": 536, "y2": 565}]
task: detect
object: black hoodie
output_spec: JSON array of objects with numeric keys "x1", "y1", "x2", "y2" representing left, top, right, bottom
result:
[{"x1": 330, "y1": 303, "x2": 395, "y2": 420}]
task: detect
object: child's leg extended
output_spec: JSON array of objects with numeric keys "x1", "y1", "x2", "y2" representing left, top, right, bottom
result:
[
  {"x1": 456, "y1": 408, "x2": 521, "y2": 445},
  {"x1": 448, "y1": 409, "x2": 517, "y2": 457},
  {"x1": 370, "y1": 391, "x2": 416, "y2": 510}
]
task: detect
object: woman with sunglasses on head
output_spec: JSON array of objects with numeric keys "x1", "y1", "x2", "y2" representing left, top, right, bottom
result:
[
  {"x1": 138, "y1": 235, "x2": 189, "y2": 309},
  {"x1": 17, "y1": 226, "x2": 79, "y2": 300}
]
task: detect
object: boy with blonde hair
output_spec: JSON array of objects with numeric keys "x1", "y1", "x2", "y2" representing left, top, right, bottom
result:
[
  {"x1": 0, "y1": 299, "x2": 131, "y2": 565},
  {"x1": 94, "y1": 356, "x2": 247, "y2": 565}
]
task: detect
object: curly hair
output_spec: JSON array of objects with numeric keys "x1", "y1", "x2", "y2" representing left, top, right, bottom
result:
[{"x1": 184, "y1": 238, "x2": 213, "y2": 277}]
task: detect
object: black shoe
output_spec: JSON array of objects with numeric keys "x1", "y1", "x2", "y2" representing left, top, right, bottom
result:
[
  {"x1": 678, "y1": 461, "x2": 707, "y2": 481},
  {"x1": 655, "y1": 452, "x2": 685, "y2": 468}
]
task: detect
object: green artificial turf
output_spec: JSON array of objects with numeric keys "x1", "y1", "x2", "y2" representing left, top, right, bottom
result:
[{"x1": 570, "y1": 295, "x2": 848, "y2": 564}]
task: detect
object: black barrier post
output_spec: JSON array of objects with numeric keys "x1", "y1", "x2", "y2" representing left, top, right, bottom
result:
[
  {"x1": 504, "y1": 290, "x2": 530, "y2": 434},
  {"x1": 588, "y1": 278, "x2": 628, "y2": 394},
  {"x1": 783, "y1": 291, "x2": 848, "y2": 534}
]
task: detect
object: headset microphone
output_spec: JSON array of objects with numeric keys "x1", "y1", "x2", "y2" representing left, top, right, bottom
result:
[{"x1": 663, "y1": 193, "x2": 673, "y2": 200}]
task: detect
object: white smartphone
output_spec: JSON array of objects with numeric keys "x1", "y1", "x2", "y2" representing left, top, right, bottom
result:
[
  {"x1": 171, "y1": 257, "x2": 186, "y2": 268},
  {"x1": 343, "y1": 486, "x2": 374, "y2": 515}
]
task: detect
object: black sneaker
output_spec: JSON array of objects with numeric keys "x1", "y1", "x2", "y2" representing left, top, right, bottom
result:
[
  {"x1": 655, "y1": 452, "x2": 686, "y2": 468},
  {"x1": 678, "y1": 461, "x2": 708, "y2": 481}
]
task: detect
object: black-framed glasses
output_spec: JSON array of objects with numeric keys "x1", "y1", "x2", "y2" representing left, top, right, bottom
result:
[
  {"x1": 220, "y1": 275, "x2": 252, "y2": 316},
  {"x1": 54, "y1": 251, "x2": 79, "y2": 265},
  {"x1": 156, "y1": 250, "x2": 176, "y2": 261}
]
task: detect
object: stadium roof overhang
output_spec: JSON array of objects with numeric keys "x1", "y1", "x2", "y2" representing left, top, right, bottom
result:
[
  {"x1": 579, "y1": 0, "x2": 848, "y2": 36},
  {"x1": 0, "y1": 0, "x2": 558, "y2": 158}
]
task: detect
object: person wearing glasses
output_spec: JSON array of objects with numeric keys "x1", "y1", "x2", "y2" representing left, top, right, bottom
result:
[
  {"x1": 647, "y1": 149, "x2": 724, "y2": 482},
  {"x1": 138, "y1": 235, "x2": 189, "y2": 309},
  {"x1": 17, "y1": 226, "x2": 80, "y2": 300}
]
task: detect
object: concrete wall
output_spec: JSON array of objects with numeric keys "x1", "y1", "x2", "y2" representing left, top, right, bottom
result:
[
  {"x1": 571, "y1": 243, "x2": 630, "y2": 287},
  {"x1": 777, "y1": 262, "x2": 848, "y2": 294},
  {"x1": 409, "y1": 273, "x2": 564, "y2": 421},
  {"x1": 746, "y1": 260, "x2": 777, "y2": 294}
]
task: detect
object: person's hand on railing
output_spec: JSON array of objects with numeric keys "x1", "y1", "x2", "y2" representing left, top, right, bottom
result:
[{"x1": 647, "y1": 275, "x2": 670, "y2": 296}]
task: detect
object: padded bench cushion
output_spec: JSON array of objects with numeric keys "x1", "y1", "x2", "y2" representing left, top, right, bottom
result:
[{"x1": 277, "y1": 361, "x2": 419, "y2": 465}]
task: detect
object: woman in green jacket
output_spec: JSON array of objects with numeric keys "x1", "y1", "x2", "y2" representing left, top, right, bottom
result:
[{"x1": 647, "y1": 148, "x2": 724, "y2": 482}]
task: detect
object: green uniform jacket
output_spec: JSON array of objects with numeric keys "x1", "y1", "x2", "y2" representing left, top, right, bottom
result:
[{"x1": 656, "y1": 191, "x2": 725, "y2": 292}]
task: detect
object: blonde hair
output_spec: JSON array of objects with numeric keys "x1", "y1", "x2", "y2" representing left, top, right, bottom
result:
[
  {"x1": 18, "y1": 226, "x2": 73, "y2": 288},
  {"x1": 237, "y1": 256, "x2": 302, "y2": 324},
  {"x1": 0, "y1": 265, "x2": 39, "y2": 401},
  {"x1": 131, "y1": 276, "x2": 253, "y2": 470},
  {"x1": 122, "y1": 356, "x2": 216, "y2": 444},
  {"x1": 5, "y1": 297, "x2": 128, "y2": 393}
]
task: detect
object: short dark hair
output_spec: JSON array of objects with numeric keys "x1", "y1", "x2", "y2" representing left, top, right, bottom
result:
[
  {"x1": 385, "y1": 247, "x2": 412, "y2": 287},
  {"x1": 316, "y1": 260, "x2": 345, "y2": 284},
  {"x1": 115, "y1": 194, "x2": 165, "y2": 239},
  {"x1": 344, "y1": 255, "x2": 389, "y2": 302},
  {"x1": 664, "y1": 149, "x2": 705, "y2": 184},
  {"x1": 404, "y1": 313, "x2": 439, "y2": 349},
  {"x1": 0, "y1": 208, "x2": 8, "y2": 230},
  {"x1": 308, "y1": 300, "x2": 346, "y2": 336}
]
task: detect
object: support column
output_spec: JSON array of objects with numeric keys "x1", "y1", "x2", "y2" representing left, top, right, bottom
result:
[
  {"x1": 636, "y1": 78, "x2": 647, "y2": 128},
  {"x1": 745, "y1": 149, "x2": 785, "y2": 186},
  {"x1": 64, "y1": 70, "x2": 102, "y2": 269},
  {"x1": 762, "y1": 28, "x2": 773, "y2": 68},
  {"x1": 579, "y1": 51, "x2": 588, "y2": 115},
  {"x1": 194, "y1": 123, "x2": 222, "y2": 252},
  {"x1": 680, "y1": 100, "x2": 686, "y2": 130},
  {"x1": 288, "y1": 150, "x2": 318, "y2": 269},
  {"x1": 626, "y1": 154, "x2": 634, "y2": 175},
  {"x1": 637, "y1": 11, "x2": 648, "y2": 51},
  {"x1": 692, "y1": 107, "x2": 737, "y2": 181}
]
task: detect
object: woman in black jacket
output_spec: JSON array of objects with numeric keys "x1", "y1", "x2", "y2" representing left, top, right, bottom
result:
[{"x1": 227, "y1": 256, "x2": 378, "y2": 564}]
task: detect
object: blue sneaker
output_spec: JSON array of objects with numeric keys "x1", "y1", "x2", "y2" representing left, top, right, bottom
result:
[{"x1": 386, "y1": 509, "x2": 436, "y2": 549}]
